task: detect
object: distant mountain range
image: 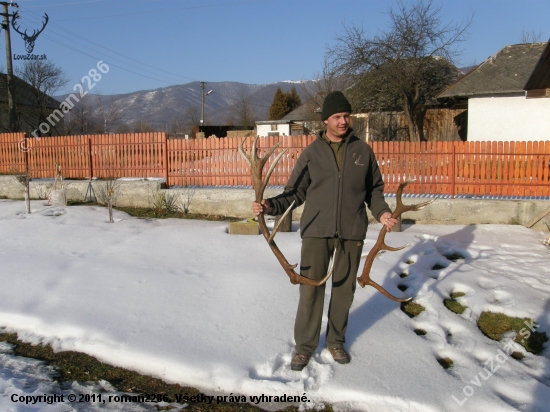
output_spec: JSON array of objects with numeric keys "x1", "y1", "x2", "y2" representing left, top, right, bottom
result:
[
  {"x1": 56, "y1": 81, "x2": 314, "y2": 131},
  {"x1": 54, "y1": 65, "x2": 476, "y2": 132}
]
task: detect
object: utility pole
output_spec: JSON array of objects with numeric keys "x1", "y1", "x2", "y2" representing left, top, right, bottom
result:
[
  {"x1": 1, "y1": 2, "x2": 18, "y2": 132},
  {"x1": 200, "y1": 81, "x2": 212, "y2": 126}
]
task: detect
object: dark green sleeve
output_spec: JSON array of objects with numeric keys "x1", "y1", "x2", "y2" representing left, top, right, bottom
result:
[
  {"x1": 267, "y1": 152, "x2": 310, "y2": 216},
  {"x1": 365, "y1": 150, "x2": 391, "y2": 221}
]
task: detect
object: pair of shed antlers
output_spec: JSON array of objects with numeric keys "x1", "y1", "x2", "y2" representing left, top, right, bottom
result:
[{"x1": 238, "y1": 136, "x2": 434, "y2": 302}]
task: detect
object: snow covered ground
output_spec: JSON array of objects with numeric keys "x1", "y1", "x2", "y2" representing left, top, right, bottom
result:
[{"x1": 0, "y1": 199, "x2": 549, "y2": 412}]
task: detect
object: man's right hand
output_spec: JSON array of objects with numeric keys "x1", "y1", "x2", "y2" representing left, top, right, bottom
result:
[{"x1": 252, "y1": 199, "x2": 271, "y2": 216}]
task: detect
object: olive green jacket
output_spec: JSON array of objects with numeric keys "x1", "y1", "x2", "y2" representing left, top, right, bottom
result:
[{"x1": 268, "y1": 129, "x2": 390, "y2": 240}]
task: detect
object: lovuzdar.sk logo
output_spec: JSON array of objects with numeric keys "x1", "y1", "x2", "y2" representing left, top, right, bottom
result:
[{"x1": 11, "y1": 11, "x2": 49, "y2": 60}]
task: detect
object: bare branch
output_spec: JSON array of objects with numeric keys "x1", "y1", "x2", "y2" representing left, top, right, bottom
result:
[
  {"x1": 325, "y1": 0, "x2": 471, "y2": 142},
  {"x1": 521, "y1": 28, "x2": 544, "y2": 43}
]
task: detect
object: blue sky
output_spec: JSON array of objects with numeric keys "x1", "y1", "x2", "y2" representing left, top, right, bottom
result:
[{"x1": 7, "y1": 0, "x2": 550, "y2": 96}]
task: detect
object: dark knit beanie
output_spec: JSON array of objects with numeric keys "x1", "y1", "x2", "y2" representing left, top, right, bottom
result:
[{"x1": 321, "y1": 91, "x2": 352, "y2": 120}]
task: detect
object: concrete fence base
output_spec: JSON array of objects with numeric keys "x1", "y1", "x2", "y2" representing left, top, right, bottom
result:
[{"x1": 1, "y1": 176, "x2": 549, "y2": 232}]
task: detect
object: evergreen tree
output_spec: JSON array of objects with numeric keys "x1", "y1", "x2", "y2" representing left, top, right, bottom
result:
[
  {"x1": 286, "y1": 86, "x2": 302, "y2": 112},
  {"x1": 269, "y1": 88, "x2": 290, "y2": 120}
]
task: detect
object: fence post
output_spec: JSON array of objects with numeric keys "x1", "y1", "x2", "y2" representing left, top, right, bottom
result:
[
  {"x1": 164, "y1": 133, "x2": 170, "y2": 188},
  {"x1": 88, "y1": 137, "x2": 93, "y2": 181},
  {"x1": 24, "y1": 136, "x2": 29, "y2": 175},
  {"x1": 451, "y1": 143, "x2": 456, "y2": 199}
]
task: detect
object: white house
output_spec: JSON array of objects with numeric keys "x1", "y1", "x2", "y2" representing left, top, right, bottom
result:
[
  {"x1": 255, "y1": 120, "x2": 308, "y2": 137},
  {"x1": 438, "y1": 40, "x2": 550, "y2": 141}
]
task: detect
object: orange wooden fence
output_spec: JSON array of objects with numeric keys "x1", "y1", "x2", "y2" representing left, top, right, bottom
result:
[
  {"x1": 372, "y1": 141, "x2": 550, "y2": 198},
  {"x1": 0, "y1": 132, "x2": 167, "y2": 179},
  {"x1": 1, "y1": 133, "x2": 549, "y2": 198},
  {"x1": 167, "y1": 135, "x2": 315, "y2": 187}
]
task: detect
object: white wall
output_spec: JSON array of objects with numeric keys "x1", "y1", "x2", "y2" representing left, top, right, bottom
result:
[
  {"x1": 256, "y1": 123, "x2": 291, "y2": 137},
  {"x1": 468, "y1": 96, "x2": 550, "y2": 141}
]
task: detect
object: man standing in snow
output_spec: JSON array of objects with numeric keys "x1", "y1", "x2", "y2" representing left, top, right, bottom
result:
[{"x1": 252, "y1": 91, "x2": 396, "y2": 371}]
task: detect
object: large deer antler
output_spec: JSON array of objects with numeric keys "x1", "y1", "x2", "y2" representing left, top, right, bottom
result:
[
  {"x1": 238, "y1": 136, "x2": 334, "y2": 286},
  {"x1": 357, "y1": 180, "x2": 435, "y2": 302},
  {"x1": 12, "y1": 12, "x2": 49, "y2": 54}
]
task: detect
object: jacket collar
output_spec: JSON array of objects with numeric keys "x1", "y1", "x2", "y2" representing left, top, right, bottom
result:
[{"x1": 317, "y1": 127, "x2": 355, "y2": 143}]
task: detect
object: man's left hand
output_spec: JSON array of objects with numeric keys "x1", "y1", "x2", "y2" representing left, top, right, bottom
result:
[{"x1": 380, "y1": 212, "x2": 398, "y2": 232}]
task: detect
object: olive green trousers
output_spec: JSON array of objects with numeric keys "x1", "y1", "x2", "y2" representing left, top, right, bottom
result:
[{"x1": 294, "y1": 237, "x2": 364, "y2": 355}]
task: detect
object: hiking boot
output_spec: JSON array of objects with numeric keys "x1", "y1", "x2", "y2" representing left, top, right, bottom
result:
[
  {"x1": 290, "y1": 353, "x2": 310, "y2": 371},
  {"x1": 328, "y1": 347, "x2": 350, "y2": 364}
]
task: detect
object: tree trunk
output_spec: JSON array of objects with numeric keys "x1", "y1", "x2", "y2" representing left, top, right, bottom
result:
[
  {"x1": 414, "y1": 107, "x2": 427, "y2": 142},
  {"x1": 25, "y1": 182, "x2": 31, "y2": 214},
  {"x1": 108, "y1": 199, "x2": 114, "y2": 223},
  {"x1": 402, "y1": 99, "x2": 427, "y2": 142},
  {"x1": 402, "y1": 101, "x2": 420, "y2": 142}
]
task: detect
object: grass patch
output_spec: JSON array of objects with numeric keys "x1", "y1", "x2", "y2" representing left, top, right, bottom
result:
[
  {"x1": 401, "y1": 301, "x2": 425, "y2": 318},
  {"x1": 0, "y1": 332, "x2": 333, "y2": 411},
  {"x1": 510, "y1": 351, "x2": 525, "y2": 360},
  {"x1": 437, "y1": 357, "x2": 453, "y2": 369},
  {"x1": 399, "y1": 272, "x2": 408, "y2": 278},
  {"x1": 0, "y1": 332, "x2": 198, "y2": 398},
  {"x1": 444, "y1": 292, "x2": 467, "y2": 315},
  {"x1": 444, "y1": 253, "x2": 465, "y2": 262},
  {"x1": 477, "y1": 312, "x2": 548, "y2": 355},
  {"x1": 414, "y1": 329, "x2": 427, "y2": 336},
  {"x1": 432, "y1": 264, "x2": 447, "y2": 270},
  {"x1": 68, "y1": 201, "x2": 240, "y2": 222},
  {"x1": 67, "y1": 200, "x2": 96, "y2": 206},
  {"x1": 406, "y1": 260, "x2": 415, "y2": 264},
  {"x1": 397, "y1": 284, "x2": 408, "y2": 292},
  {"x1": 115, "y1": 206, "x2": 239, "y2": 221}
]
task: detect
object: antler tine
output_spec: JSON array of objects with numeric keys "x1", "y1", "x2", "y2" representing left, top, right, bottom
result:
[
  {"x1": 394, "y1": 180, "x2": 435, "y2": 216},
  {"x1": 357, "y1": 180, "x2": 436, "y2": 302},
  {"x1": 239, "y1": 136, "x2": 284, "y2": 201},
  {"x1": 357, "y1": 224, "x2": 411, "y2": 303},
  {"x1": 35, "y1": 14, "x2": 49, "y2": 37},
  {"x1": 262, "y1": 149, "x2": 288, "y2": 193},
  {"x1": 11, "y1": 11, "x2": 23, "y2": 35},
  {"x1": 268, "y1": 200, "x2": 295, "y2": 243},
  {"x1": 239, "y1": 136, "x2": 333, "y2": 287}
]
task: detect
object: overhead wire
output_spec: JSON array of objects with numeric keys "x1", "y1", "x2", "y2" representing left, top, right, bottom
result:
[
  {"x1": 14, "y1": 6, "x2": 193, "y2": 85},
  {"x1": 52, "y1": 0, "x2": 264, "y2": 22},
  {"x1": 11, "y1": 1, "x2": 276, "y2": 110}
]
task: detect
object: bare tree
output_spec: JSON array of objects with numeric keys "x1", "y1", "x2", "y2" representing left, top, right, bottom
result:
[
  {"x1": 184, "y1": 105, "x2": 200, "y2": 128},
  {"x1": 115, "y1": 123, "x2": 132, "y2": 133},
  {"x1": 12, "y1": 168, "x2": 32, "y2": 214},
  {"x1": 169, "y1": 106, "x2": 200, "y2": 135},
  {"x1": 64, "y1": 93, "x2": 100, "y2": 135},
  {"x1": 169, "y1": 118, "x2": 186, "y2": 135},
  {"x1": 95, "y1": 178, "x2": 120, "y2": 223},
  {"x1": 15, "y1": 60, "x2": 69, "y2": 135},
  {"x1": 96, "y1": 94, "x2": 122, "y2": 133},
  {"x1": 326, "y1": 0, "x2": 471, "y2": 141},
  {"x1": 521, "y1": 29, "x2": 544, "y2": 43},
  {"x1": 133, "y1": 118, "x2": 154, "y2": 133},
  {"x1": 229, "y1": 86, "x2": 257, "y2": 128}
]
